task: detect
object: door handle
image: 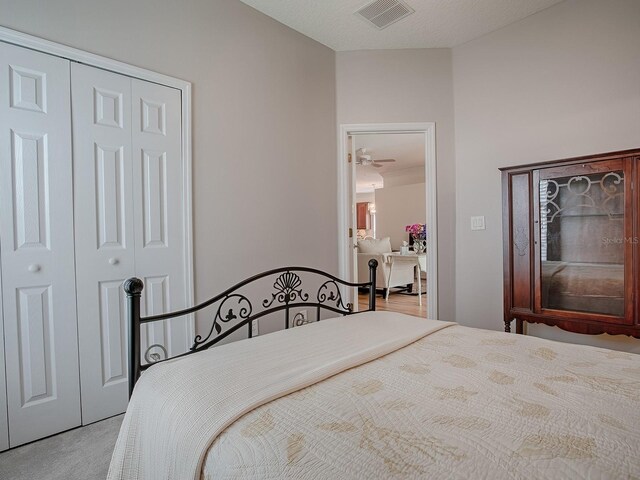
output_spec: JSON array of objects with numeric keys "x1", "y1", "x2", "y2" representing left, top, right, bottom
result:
[
  {"x1": 108, "y1": 257, "x2": 119, "y2": 266},
  {"x1": 27, "y1": 264, "x2": 41, "y2": 273}
]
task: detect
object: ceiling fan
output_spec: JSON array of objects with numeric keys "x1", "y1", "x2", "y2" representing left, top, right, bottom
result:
[{"x1": 355, "y1": 148, "x2": 396, "y2": 168}]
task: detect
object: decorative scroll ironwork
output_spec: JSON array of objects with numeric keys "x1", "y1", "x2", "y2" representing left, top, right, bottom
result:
[
  {"x1": 317, "y1": 280, "x2": 353, "y2": 313},
  {"x1": 542, "y1": 172, "x2": 624, "y2": 224},
  {"x1": 292, "y1": 312, "x2": 311, "y2": 327},
  {"x1": 191, "y1": 294, "x2": 253, "y2": 350},
  {"x1": 262, "y1": 271, "x2": 309, "y2": 307},
  {"x1": 144, "y1": 344, "x2": 168, "y2": 364},
  {"x1": 126, "y1": 261, "x2": 379, "y2": 397}
]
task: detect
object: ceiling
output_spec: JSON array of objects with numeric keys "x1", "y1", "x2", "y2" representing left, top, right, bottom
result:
[
  {"x1": 238, "y1": 0, "x2": 564, "y2": 50},
  {"x1": 354, "y1": 133, "x2": 424, "y2": 192}
]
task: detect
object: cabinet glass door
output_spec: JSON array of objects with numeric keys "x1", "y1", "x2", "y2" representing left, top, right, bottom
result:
[{"x1": 538, "y1": 161, "x2": 630, "y2": 318}]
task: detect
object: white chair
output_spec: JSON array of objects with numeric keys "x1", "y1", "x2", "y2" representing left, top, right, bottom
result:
[{"x1": 356, "y1": 238, "x2": 415, "y2": 299}]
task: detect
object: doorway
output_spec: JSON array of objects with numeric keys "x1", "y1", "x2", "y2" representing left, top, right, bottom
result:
[{"x1": 337, "y1": 123, "x2": 437, "y2": 319}]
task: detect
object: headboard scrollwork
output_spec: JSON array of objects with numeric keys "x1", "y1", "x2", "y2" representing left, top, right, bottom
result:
[{"x1": 124, "y1": 260, "x2": 378, "y2": 397}]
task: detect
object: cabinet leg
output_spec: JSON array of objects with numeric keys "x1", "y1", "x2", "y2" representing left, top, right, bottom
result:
[
  {"x1": 504, "y1": 319, "x2": 512, "y2": 333},
  {"x1": 516, "y1": 319, "x2": 524, "y2": 335}
]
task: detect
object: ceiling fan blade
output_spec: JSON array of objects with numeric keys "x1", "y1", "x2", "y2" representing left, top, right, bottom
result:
[
  {"x1": 371, "y1": 163, "x2": 383, "y2": 168},
  {"x1": 373, "y1": 159, "x2": 396, "y2": 163}
]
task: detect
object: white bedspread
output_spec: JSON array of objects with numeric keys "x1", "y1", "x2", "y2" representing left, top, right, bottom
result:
[
  {"x1": 107, "y1": 311, "x2": 453, "y2": 480},
  {"x1": 203, "y1": 322, "x2": 640, "y2": 479}
]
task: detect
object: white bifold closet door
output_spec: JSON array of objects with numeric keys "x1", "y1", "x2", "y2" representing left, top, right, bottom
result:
[
  {"x1": 0, "y1": 262, "x2": 6, "y2": 451},
  {"x1": 131, "y1": 79, "x2": 192, "y2": 364},
  {"x1": 0, "y1": 43, "x2": 81, "y2": 446},
  {"x1": 72, "y1": 64, "x2": 136, "y2": 425},
  {"x1": 72, "y1": 63, "x2": 191, "y2": 424}
]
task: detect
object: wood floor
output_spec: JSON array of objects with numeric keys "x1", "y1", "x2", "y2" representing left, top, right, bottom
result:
[{"x1": 358, "y1": 280, "x2": 427, "y2": 317}]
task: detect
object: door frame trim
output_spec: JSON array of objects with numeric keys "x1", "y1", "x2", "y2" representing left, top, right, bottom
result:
[
  {"x1": 337, "y1": 122, "x2": 438, "y2": 319},
  {"x1": 0, "y1": 26, "x2": 195, "y2": 340}
]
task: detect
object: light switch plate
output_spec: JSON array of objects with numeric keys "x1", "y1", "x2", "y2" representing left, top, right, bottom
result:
[{"x1": 471, "y1": 216, "x2": 486, "y2": 231}]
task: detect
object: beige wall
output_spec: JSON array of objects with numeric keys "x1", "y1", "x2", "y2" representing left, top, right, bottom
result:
[
  {"x1": 453, "y1": 0, "x2": 640, "y2": 352},
  {"x1": 336, "y1": 49, "x2": 456, "y2": 321},
  {"x1": 382, "y1": 166, "x2": 425, "y2": 188},
  {"x1": 1, "y1": 0, "x2": 337, "y2": 334},
  {"x1": 356, "y1": 192, "x2": 375, "y2": 204},
  {"x1": 6, "y1": 0, "x2": 638, "y2": 350},
  {"x1": 375, "y1": 183, "x2": 426, "y2": 250}
]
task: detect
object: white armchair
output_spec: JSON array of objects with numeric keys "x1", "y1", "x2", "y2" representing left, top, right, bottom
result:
[{"x1": 356, "y1": 238, "x2": 415, "y2": 299}]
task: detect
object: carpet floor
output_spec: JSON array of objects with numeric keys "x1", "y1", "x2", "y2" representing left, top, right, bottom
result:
[{"x1": 0, "y1": 415, "x2": 123, "y2": 480}]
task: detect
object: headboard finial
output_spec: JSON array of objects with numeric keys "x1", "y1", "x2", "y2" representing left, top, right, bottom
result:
[
  {"x1": 368, "y1": 258, "x2": 378, "y2": 269},
  {"x1": 124, "y1": 277, "x2": 144, "y2": 295}
]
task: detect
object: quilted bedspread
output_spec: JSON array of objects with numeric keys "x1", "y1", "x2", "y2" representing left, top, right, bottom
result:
[
  {"x1": 203, "y1": 322, "x2": 640, "y2": 479},
  {"x1": 108, "y1": 311, "x2": 453, "y2": 480}
]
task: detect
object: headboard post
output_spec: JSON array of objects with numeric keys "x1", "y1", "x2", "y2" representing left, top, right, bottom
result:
[
  {"x1": 124, "y1": 277, "x2": 144, "y2": 398},
  {"x1": 368, "y1": 259, "x2": 378, "y2": 311}
]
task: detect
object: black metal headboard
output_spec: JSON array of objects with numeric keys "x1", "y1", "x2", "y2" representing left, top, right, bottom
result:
[{"x1": 124, "y1": 259, "x2": 378, "y2": 396}]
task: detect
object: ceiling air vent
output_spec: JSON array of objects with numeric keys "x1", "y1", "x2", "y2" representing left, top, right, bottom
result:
[{"x1": 355, "y1": 0, "x2": 415, "y2": 30}]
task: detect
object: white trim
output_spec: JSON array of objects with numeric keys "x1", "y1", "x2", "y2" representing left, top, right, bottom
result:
[
  {"x1": 180, "y1": 84, "x2": 196, "y2": 342},
  {"x1": 0, "y1": 26, "x2": 195, "y2": 341},
  {"x1": 338, "y1": 123, "x2": 438, "y2": 319}
]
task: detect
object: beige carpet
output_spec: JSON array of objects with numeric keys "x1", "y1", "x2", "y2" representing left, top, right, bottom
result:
[{"x1": 0, "y1": 415, "x2": 123, "y2": 480}]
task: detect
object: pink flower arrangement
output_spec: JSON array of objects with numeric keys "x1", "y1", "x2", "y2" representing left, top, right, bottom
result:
[{"x1": 405, "y1": 223, "x2": 426, "y2": 240}]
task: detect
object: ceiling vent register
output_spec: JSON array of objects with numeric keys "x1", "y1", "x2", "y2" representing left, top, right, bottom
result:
[{"x1": 354, "y1": 0, "x2": 415, "y2": 30}]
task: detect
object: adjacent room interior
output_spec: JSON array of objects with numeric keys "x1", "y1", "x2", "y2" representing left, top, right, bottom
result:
[
  {"x1": 352, "y1": 132, "x2": 428, "y2": 316},
  {"x1": 0, "y1": 0, "x2": 639, "y2": 478}
]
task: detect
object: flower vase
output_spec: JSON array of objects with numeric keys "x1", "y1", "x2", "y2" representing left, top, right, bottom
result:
[{"x1": 413, "y1": 237, "x2": 426, "y2": 253}]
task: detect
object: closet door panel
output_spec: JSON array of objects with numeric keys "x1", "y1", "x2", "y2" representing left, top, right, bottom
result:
[
  {"x1": 131, "y1": 80, "x2": 191, "y2": 359},
  {"x1": 0, "y1": 42, "x2": 81, "y2": 446},
  {"x1": 72, "y1": 63, "x2": 135, "y2": 424},
  {"x1": 0, "y1": 269, "x2": 7, "y2": 451}
]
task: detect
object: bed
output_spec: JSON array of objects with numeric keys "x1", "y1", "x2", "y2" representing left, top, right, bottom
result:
[{"x1": 108, "y1": 262, "x2": 640, "y2": 479}]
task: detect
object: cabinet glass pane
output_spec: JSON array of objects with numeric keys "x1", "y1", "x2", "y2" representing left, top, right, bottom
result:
[{"x1": 540, "y1": 171, "x2": 625, "y2": 316}]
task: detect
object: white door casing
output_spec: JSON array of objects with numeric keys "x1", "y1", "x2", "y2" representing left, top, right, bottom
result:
[
  {"x1": 348, "y1": 136, "x2": 359, "y2": 309},
  {"x1": 337, "y1": 123, "x2": 438, "y2": 319},
  {"x1": 0, "y1": 42, "x2": 81, "y2": 446},
  {"x1": 131, "y1": 79, "x2": 191, "y2": 360},
  {"x1": 72, "y1": 63, "x2": 136, "y2": 424}
]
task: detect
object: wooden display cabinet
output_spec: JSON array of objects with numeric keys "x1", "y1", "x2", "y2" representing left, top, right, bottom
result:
[{"x1": 501, "y1": 149, "x2": 640, "y2": 338}]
